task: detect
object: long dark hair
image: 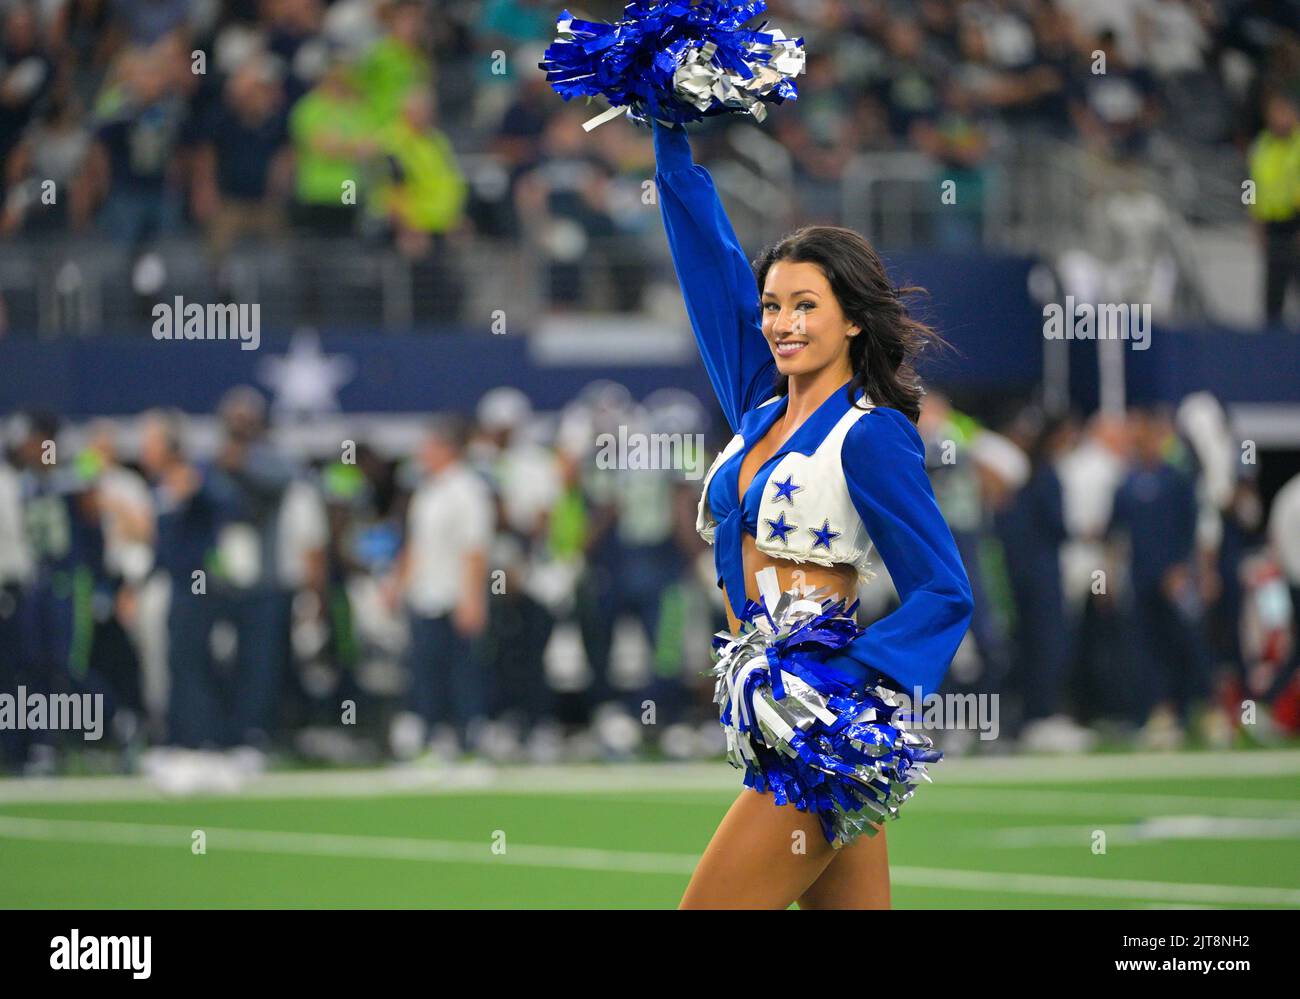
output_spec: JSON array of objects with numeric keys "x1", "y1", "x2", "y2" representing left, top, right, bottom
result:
[{"x1": 753, "y1": 225, "x2": 945, "y2": 424}]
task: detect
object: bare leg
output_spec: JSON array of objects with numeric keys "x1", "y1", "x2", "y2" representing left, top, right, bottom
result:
[
  {"x1": 796, "y1": 822, "x2": 890, "y2": 909},
  {"x1": 679, "y1": 789, "x2": 839, "y2": 909}
]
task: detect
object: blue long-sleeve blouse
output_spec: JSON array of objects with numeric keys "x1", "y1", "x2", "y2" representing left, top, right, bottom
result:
[{"x1": 654, "y1": 120, "x2": 973, "y2": 699}]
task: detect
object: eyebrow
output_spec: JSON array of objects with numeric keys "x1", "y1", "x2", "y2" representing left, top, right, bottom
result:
[{"x1": 761, "y1": 289, "x2": 821, "y2": 298}]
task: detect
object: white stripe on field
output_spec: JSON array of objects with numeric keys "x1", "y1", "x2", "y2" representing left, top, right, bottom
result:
[
  {"x1": 0, "y1": 749, "x2": 1297, "y2": 804},
  {"x1": 0, "y1": 814, "x2": 1296, "y2": 907},
  {"x1": 981, "y1": 815, "x2": 1300, "y2": 847},
  {"x1": 0, "y1": 815, "x2": 698, "y2": 876},
  {"x1": 611, "y1": 788, "x2": 1300, "y2": 820},
  {"x1": 913, "y1": 789, "x2": 1300, "y2": 820},
  {"x1": 891, "y1": 866, "x2": 1300, "y2": 907}
]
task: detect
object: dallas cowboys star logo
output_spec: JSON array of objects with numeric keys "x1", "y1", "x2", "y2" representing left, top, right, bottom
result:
[
  {"x1": 809, "y1": 519, "x2": 840, "y2": 550},
  {"x1": 771, "y1": 474, "x2": 802, "y2": 504},
  {"x1": 764, "y1": 511, "x2": 796, "y2": 545}
]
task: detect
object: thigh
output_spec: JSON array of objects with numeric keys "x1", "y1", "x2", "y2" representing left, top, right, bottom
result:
[
  {"x1": 679, "y1": 788, "x2": 838, "y2": 909},
  {"x1": 797, "y1": 823, "x2": 890, "y2": 910}
]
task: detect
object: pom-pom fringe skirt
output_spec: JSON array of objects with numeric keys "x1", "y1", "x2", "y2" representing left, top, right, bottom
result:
[{"x1": 710, "y1": 568, "x2": 942, "y2": 849}]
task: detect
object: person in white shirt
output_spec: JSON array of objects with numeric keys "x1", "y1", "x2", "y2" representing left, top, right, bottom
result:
[
  {"x1": 387, "y1": 415, "x2": 495, "y2": 756},
  {"x1": 0, "y1": 451, "x2": 32, "y2": 769}
]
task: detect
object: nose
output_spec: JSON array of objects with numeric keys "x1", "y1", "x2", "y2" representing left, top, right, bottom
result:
[{"x1": 770, "y1": 308, "x2": 798, "y2": 338}]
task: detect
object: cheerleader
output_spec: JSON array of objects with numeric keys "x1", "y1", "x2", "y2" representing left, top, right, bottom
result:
[{"x1": 653, "y1": 118, "x2": 975, "y2": 909}]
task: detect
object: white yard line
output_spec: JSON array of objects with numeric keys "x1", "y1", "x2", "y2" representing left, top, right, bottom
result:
[
  {"x1": 0, "y1": 814, "x2": 1296, "y2": 907},
  {"x1": 1, "y1": 750, "x2": 1298, "y2": 804},
  {"x1": 890, "y1": 866, "x2": 1300, "y2": 907},
  {"x1": 915, "y1": 789, "x2": 1300, "y2": 820},
  {"x1": 979, "y1": 815, "x2": 1300, "y2": 847},
  {"x1": 0, "y1": 815, "x2": 699, "y2": 876}
]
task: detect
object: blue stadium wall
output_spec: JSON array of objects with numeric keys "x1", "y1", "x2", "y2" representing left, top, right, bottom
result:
[{"x1": 0, "y1": 252, "x2": 1293, "y2": 419}]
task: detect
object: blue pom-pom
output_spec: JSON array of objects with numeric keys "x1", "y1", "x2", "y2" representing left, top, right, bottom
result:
[
  {"x1": 709, "y1": 584, "x2": 942, "y2": 848},
  {"x1": 539, "y1": 1, "x2": 805, "y2": 129}
]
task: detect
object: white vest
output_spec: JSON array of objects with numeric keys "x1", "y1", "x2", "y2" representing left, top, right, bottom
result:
[{"x1": 696, "y1": 396, "x2": 879, "y2": 586}]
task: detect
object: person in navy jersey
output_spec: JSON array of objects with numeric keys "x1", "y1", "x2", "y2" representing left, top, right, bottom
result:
[
  {"x1": 189, "y1": 56, "x2": 291, "y2": 268},
  {"x1": 1107, "y1": 406, "x2": 1212, "y2": 741},
  {"x1": 654, "y1": 119, "x2": 973, "y2": 909},
  {"x1": 138, "y1": 409, "x2": 234, "y2": 749},
  {"x1": 993, "y1": 413, "x2": 1075, "y2": 738}
]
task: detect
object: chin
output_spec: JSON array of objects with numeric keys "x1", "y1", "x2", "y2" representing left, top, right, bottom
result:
[{"x1": 773, "y1": 354, "x2": 817, "y2": 375}]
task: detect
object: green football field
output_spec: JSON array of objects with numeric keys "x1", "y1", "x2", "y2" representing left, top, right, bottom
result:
[{"x1": 2, "y1": 750, "x2": 1298, "y2": 908}]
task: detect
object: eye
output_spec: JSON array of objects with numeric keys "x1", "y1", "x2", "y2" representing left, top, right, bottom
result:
[{"x1": 796, "y1": 300, "x2": 815, "y2": 311}]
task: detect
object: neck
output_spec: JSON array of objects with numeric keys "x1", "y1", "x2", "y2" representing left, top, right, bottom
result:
[{"x1": 783, "y1": 362, "x2": 853, "y2": 430}]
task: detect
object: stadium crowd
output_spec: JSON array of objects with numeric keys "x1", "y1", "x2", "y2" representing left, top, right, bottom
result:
[
  {"x1": 1, "y1": 383, "x2": 1298, "y2": 779},
  {"x1": 1, "y1": 0, "x2": 1298, "y2": 322}
]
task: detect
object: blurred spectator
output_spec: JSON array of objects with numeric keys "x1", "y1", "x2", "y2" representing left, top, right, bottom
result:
[
  {"x1": 1067, "y1": 28, "x2": 1159, "y2": 160},
  {"x1": 472, "y1": 0, "x2": 555, "y2": 128},
  {"x1": 912, "y1": 77, "x2": 992, "y2": 248},
  {"x1": 275, "y1": 472, "x2": 329, "y2": 732},
  {"x1": 264, "y1": 0, "x2": 328, "y2": 105},
  {"x1": 10, "y1": 412, "x2": 76, "y2": 771},
  {"x1": 0, "y1": 430, "x2": 32, "y2": 769},
  {"x1": 1107, "y1": 406, "x2": 1221, "y2": 748},
  {"x1": 1264, "y1": 470, "x2": 1300, "y2": 718},
  {"x1": 770, "y1": 52, "x2": 861, "y2": 221},
  {"x1": 1247, "y1": 92, "x2": 1300, "y2": 327},
  {"x1": 212, "y1": 386, "x2": 297, "y2": 751},
  {"x1": 190, "y1": 55, "x2": 293, "y2": 266},
  {"x1": 1057, "y1": 410, "x2": 1130, "y2": 727},
  {"x1": 492, "y1": 52, "x2": 551, "y2": 174},
  {"x1": 575, "y1": 399, "x2": 690, "y2": 742},
  {"x1": 317, "y1": 459, "x2": 371, "y2": 682},
  {"x1": 920, "y1": 393, "x2": 1010, "y2": 704},
  {"x1": 0, "y1": 2, "x2": 55, "y2": 201},
  {"x1": 470, "y1": 387, "x2": 562, "y2": 749},
  {"x1": 2, "y1": 90, "x2": 91, "y2": 235},
  {"x1": 68, "y1": 438, "x2": 145, "y2": 754},
  {"x1": 287, "y1": 50, "x2": 376, "y2": 236},
  {"x1": 355, "y1": 0, "x2": 432, "y2": 126},
  {"x1": 79, "y1": 37, "x2": 195, "y2": 247},
  {"x1": 995, "y1": 410, "x2": 1092, "y2": 751},
  {"x1": 386, "y1": 414, "x2": 494, "y2": 760},
  {"x1": 514, "y1": 109, "x2": 647, "y2": 311},
  {"x1": 137, "y1": 408, "x2": 228, "y2": 750},
  {"x1": 371, "y1": 88, "x2": 466, "y2": 245},
  {"x1": 878, "y1": 16, "x2": 946, "y2": 139}
]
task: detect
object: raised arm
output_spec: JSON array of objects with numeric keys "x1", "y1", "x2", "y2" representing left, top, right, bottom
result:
[
  {"x1": 654, "y1": 120, "x2": 774, "y2": 432},
  {"x1": 827, "y1": 407, "x2": 975, "y2": 699}
]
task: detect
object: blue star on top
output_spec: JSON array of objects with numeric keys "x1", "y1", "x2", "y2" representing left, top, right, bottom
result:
[
  {"x1": 764, "y1": 511, "x2": 796, "y2": 545},
  {"x1": 809, "y1": 519, "x2": 840, "y2": 550},
  {"x1": 771, "y1": 474, "x2": 802, "y2": 504}
]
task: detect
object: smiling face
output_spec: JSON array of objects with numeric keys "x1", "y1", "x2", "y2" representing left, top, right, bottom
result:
[{"x1": 761, "y1": 259, "x2": 859, "y2": 379}]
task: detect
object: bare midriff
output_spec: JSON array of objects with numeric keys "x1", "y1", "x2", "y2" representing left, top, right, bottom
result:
[
  {"x1": 724, "y1": 414, "x2": 860, "y2": 635},
  {"x1": 722, "y1": 540, "x2": 859, "y2": 635}
]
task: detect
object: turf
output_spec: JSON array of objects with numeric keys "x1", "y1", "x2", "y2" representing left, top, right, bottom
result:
[{"x1": 1, "y1": 756, "x2": 1297, "y2": 908}]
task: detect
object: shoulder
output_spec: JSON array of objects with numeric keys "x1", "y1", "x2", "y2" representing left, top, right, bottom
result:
[
  {"x1": 841, "y1": 406, "x2": 925, "y2": 464},
  {"x1": 454, "y1": 465, "x2": 494, "y2": 500}
]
